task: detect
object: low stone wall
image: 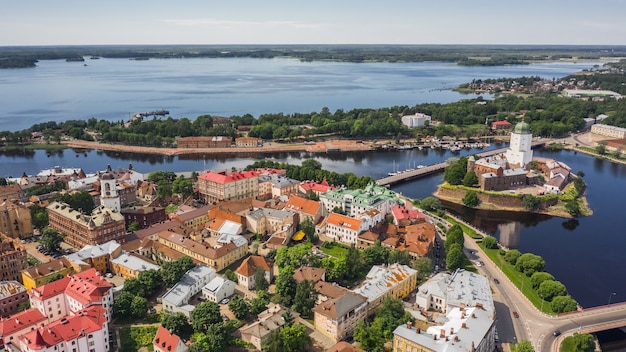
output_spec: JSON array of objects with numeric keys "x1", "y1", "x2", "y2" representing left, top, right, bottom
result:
[{"x1": 436, "y1": 187, "x2": 557, "y2": 210}]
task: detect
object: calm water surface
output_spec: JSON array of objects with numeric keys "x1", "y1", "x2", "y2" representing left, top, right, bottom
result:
[{"x1": 0, "y1": 58, "x2": 604, "y2": 131}]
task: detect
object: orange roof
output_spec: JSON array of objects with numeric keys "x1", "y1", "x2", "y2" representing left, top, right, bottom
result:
[
  {"x1": 358, "y1": 231, "x2": 379, "y2": 242},
  {"x1": 198, "y1": 170, "x2": 258, "y2": 184},
  {"x1": 31, "y1": 277, "x2": 71, "y2": 300},
  {"x1": 153, "y1": 326, "x2": 183, "y2": 352},
  {"x1": 285, "y1": 196, "x2": 321, "y2": 217},
  {"x1": 235, "y1": 256, "x2": 270, "y2": 277},
  {"x1": 327, "y1": 213, "x2": 361, "y2": 230},
  {"x1": 327, "y1": 341, "x2": 365, "y2": 352},
  {"x1": 405, "y1": 223, "x2": 436, "y2": 257}
]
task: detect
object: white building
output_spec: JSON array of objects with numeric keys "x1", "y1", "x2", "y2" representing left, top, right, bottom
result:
[
  {"x1": 202, "y1": 277, "x2": 235, "y2": 303},
  {"x1": 325, "y1": 213, "x2": 366, "y2": 245},
  {"x1": 401, "y1": 113, "x2": 432, "y2": 128},
  {"x1": 591, "y1": 123, "x2": 626, "y2": 139},
  {"x1": 415, "y1": 269, "x2": 493, "y2": 314},
  {"x1": 505, "y1": 121, "x2": 533, "y2": 168},
  {"x1": 99, "y1": 172, "x2": 121, "y2": 213},
  {"x1": 162, "y1": 265, "x2": 216, "y2": 318}
]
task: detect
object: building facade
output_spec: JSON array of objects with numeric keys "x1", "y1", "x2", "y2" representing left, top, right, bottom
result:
[
  {"x1": 197, "y1": 170, "x2": 259, "y2": 204},
  {"x1": 352, "y1": 264, "x2": 418, "y2": 313},
  {"x1": 401, "y1": 113, "x2": 432, "y2": 128},
  {"x1": 0, "y1": 233, "x2": 28, "y2": 282},
  {"x1": 313, "y1": 293, "x2": 368, "y2": 342},
  {"x1": 47, "y1": 202, "x2": 126, "y2": 248},
  {"x1": 0, "y1": 203, "x2": 33, "y2": 239},
  {"x1": 21, "y1": 257, "x2": 75, "y2": 290},
  {"x1": 591, "y1": 123, "x2": 626, "y2": 139},
  {"x1": 121, "y1": 206, "x2": 166, "y2": 230},
  {"x1": 0, "y1": 281, "x2": 28, "y2": 318},
  {"x1": 176, "y1": 136, "x2": 232, "y2": 148}
]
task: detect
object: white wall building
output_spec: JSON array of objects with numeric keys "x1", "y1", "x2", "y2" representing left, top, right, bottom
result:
[
  {"x1": 401, "y1": 113, "x2": 432, "y2": 128},
  {"x1": 202, "y1": 277, "x2": 235, "y2": 303},
  {"x1": 162, "y1": 265, "x2": 216, "y2": 318},
  {"x1": 505, "y1": 121, "x2": 533, "y2": 168}
]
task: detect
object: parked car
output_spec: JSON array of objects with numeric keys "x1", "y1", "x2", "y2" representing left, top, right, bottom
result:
[
  {"x1": 512, "y1": 311, "x2": 519, "y2": 318},
  {"x1": 220, "y1": 298, "x2": 230, "y2": 304},
  {"x1": 494, "y1": 278, "x2": 500, "y2": 284},
  {"x1": 105, "y1": 272, "x2": 113, "y2": 278},
  {"x1": 198, "y1": 296, "x2": 206, "y2": 302},
  {"x1": 148, "y1": 307, "x2": 156, "y2": 314},
  {"x1": 553, "y1": 330, "x2": 561, "y2": 337}
]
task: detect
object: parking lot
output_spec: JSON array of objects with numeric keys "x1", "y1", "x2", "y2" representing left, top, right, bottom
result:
[{"x1": 22, "y1": 238, "x2": 75, "y2": 264}]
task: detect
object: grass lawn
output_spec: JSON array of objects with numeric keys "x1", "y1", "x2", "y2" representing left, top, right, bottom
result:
[
  {"x1": 319, "y1": 242, "x2": 350, "y2": 258},
  {"x1": 120, "y1": 325, "x2": 159, "y2": 352}
]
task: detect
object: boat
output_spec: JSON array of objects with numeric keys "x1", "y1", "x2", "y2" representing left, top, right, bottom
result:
[{"x1": 417, "y1": 165, "x2": 425, "y2": 169}]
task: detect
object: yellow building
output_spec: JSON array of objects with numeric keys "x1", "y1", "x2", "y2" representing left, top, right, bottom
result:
[
  {"x1": 110, "y1": 252, "x2": 160, "y2": 278},
  {"x1": 64, "y1": 240, "x2": 122, "y2": 273},
  {"x1": 352, "y1": 264, "x2": 418, "y2": 314},
  {"x1": 157, "y1": 231, "x2": 248, "y2": 271},
  {"x1": 0, "y1": 202, "x2": 33, "y2": 239},
  {"x1": 21, "y1": 257, "x2": 74, "y2": 290}
]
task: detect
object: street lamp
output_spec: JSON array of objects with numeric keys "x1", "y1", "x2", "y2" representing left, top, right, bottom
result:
[{"x1": 608, "y1": 292, "x2": 617, "y2": 307}]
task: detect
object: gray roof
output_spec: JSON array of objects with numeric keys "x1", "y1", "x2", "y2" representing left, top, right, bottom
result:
[
  {"x1": 162, "y1": 265, "x2": 216, "y2": 307},
  {"x1": 110, "y1": 252, "x2": 160, "y2": 272},
  {"x1": 202, "y1": 277, "x2": 233, "y2": 294},
  {"x1": 503, "y1": 168, "x2": 527, "y2": 176},
  {"x1": 416, "y1": 269, "x2": 494, "y2": 314},
  {"x1": 66, "y1": 240, "x2": 121, "y2": 265},
  {"x1": 352, "y1": 264, "x2": 417, "y2": 303}
]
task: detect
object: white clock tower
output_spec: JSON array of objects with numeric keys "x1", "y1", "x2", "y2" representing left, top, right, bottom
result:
[{"x1": 100, "y1": 166, "x2": 121, "y2": 212}]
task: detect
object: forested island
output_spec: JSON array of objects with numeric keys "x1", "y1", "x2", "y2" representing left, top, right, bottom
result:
[{"x1": 2, "y1": 44, "x2": 626, "y2": 68}]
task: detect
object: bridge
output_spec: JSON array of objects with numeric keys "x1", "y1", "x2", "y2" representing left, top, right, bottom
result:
[{"x1": 376, "y1": 141, "x2": 547, "y2": 187}]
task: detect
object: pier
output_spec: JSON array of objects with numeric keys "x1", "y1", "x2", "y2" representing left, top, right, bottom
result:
[{"x1": 376, "y1": 141, "x2": 547, "y2": 186}]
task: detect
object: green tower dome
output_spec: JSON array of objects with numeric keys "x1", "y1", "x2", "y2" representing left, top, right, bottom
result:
[{"x1": 513, "y1": 121, "x2": 531, "y2": 134}]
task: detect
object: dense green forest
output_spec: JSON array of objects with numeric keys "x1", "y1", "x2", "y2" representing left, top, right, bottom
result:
[{"x1": 2, "y1": 44, "x2": 626, "y2": 68}]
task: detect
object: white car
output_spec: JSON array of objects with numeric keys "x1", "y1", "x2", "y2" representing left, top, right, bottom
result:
[
  {"x1": 220, "y1": 298, "x2": 230, "y2": 304},
  {"x1": 105, "y1": 273, "x2": 113, "y2": 278}
]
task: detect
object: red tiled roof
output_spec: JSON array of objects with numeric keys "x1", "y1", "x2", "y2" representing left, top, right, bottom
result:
[
  {"x1": 492, "y1": 120, "x2": 512, "y2": 127},
  {"x1": 20, "y1": 306, "x2": 107, "y2": 349},
  {"x1": 64, "y1": 268, "x2": 112, "y2": 306},
  {"x1": 293, "y1": 267, "x2": 325, "y2": 283},
  {"x1": 31, "y1": 277, "x2": 71, "y2": 301},
  {"x1": 327, "y1": 213, "x2": 361, "y2": 230},
  {"x1": 0, "y1": 308, "x2": 46, "y2": 336},
  {"x1": 235, "y1": 256, "x2": 270, "y2": 277},
  {"x1": 153, "y1": 326, "x2": 182, "y2": 352},
  {"x1": 299, "y1": 178, "x2": 335, "y2": 193},
  {"x1": 198, "y1": 170, "x2": 258, "y2": 184}
]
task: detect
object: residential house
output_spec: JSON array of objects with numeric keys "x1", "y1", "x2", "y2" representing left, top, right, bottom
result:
[
  {"x1": 299, "y1": 178, "x2": 335, "y2": 197},
  {"x1": 235, "y1": 137, "x2": 262, "y2": 148},
  {"x1": 64, "y1": 241, "x2": 122, "y2": 273},
  {"x1": 110, "y1": 251, "x2": 160, "y2": 278},
  {"x1": 0, "y1": 202, "x2": 33, "y2": 239},
  {"x1": 402, "y1": 222, "x2": 436, "y2": 262},
  {"x1": 320, "y1": 183, "x2": 402, "y2": 218},
  {"x1": 162, "y1": 265, "x2": 216, "y2": 318},
  {"x1": 21, "y1": 257, "x2": 75, "y2": 290},
  {"x1": 257, "y1": 174, "x2": 300, "y2": 200},
  {"x1": 313, "y1": 292, "x2": 368, "y2": 342},
  {"x1": 201, "y1": 277, "x2": 235, "y2": 303},
  {"x1": 401, "y1": 113, "x2": 431, "y2": 128},
  {"x1": 415, "y1": 269, "x2": 494, "y2": 314},
  {"x1": 121, "y1": 206, "x2": 167, "y2": 230},
  {"x1": 246, "y1": 208, "x2": 297, "y2": 239},
  {"x1": 293, "y1": 267, "x2": 325, "y2": 283},
  {"x1": 325, "y1": 213, "x2": 367, "y2": 245},
  {"x1": 235, "y1": 256, "x2": 272, "y2": 290},
  {"x1": 352, "y1": 264, "x2": 417, "y2": 314},
  {"x1": 170, "y1": 205, "x2": 213, "y2": 228},
  {"x1": 0, "y1": 308, "x2": 47, "y2": 349},
  {"x1": 356, "y1": 231, "x2": 380, "y2": 250},
  {"x1": 284, "y1": 196, "x2": 325, "y2": 225},
  {"x1": 314, "y1": 282, "x2": 351, "y2": 305},
  {"x1": 0, "y1": 184, "x2": 24, "y2": 202},
  {"x1": 157, "y1": 231, "x2": 248, "y2": 271},
  {"x1": 0, "y1": 281, "x2": 28, "y2": 317},
  {"x1": 0, "y1": 233, "x2": 28, "y2": 282},
  {"x1": 153, "y1": 326, "x2": 189, "y2": 352},
  {"x1": 240, "y1": 304, "x2": 297, "y2": 350}
]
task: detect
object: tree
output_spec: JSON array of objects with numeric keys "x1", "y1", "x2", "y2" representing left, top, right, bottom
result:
[
  {"x1": 263, "y1": 328, "x2": 284, "y2": 352},
  {"x1": 190, "y1": 301, "x2": 221, "y2": 332},
  {"x1": 419, "y1": 197, "x2": 441, "y2": 211},
  {"x1": 122, "y1": 278, "x2": 143, "y2": 296},
  {"x1": 504, "y1": 249, "x2": 522, "y2": 265},
  {"x1": 364, "y1": 241, "x2": 389, "y2": 266},
  {"x1": 354, "y1": 298, "x2": 411, "y2": 352},
  {"x1": 128, "y1": 221, "x2": 140, "y2": 232},
  {"x1": 565, "y1": 201, "x2": 582, "y2": 217},
  {"x1": 113, "y1": 291, "x2": 134, "y2": 318},
  {"x1": 161, "y1": 256, "x2": 195, "y2": 287},
  {"x1": 250, "y1": 291, "x2": 270, "y2": 315},
  {"x1": 130, "y1": 295, "x2": 148, "y2": 319},
  {"x1": 537, "y1": 280, "x2": 567, "y2": 302},
  {"x1": 172, "y1": 177, "x2": 193, "y2": 196},
  {"x1": 531, "y1": 272, "x2": 555, "y2": 289},
  {"x1": 281, "y1": 324, "x2": 311, "y2": 352},
  {"x1": 224, "y1": 269, "x2": 237, "y2": 283},
  {"x1": 292, "y1": 280, "x2": 317, "y2": 318},
  {"x1": 58, "y1": 190, "x2": 95, "y2": 214},
  {"x1": 515, "y1": 253, "x2": 545, "y2": 276},
  {"x1": 228, "y1": 295, "x2": 249, "y2": 320},
  {"x1": 190, "y1": 323, "x2": 233, "y2": 352},
  {"x1": 30, "y1": 204, "x2": 49, "y2": 229},
  {"x1": 298, "y1": 218, "x2": 316, "y2": 243},
  {"x1": 274, "y1": 269, "x2": 297, "y2": 305},
  {"x1": 512, "y1": 340, "x2": 535, "y2": 352},
  {"x1": 560, "y1": 333, "x2": 595, "y2": 352},
  {"x1": 40, "y1": 227, "x2": 64, "y2": 252},
  {"x1": 254, "y1": 267, "x2": 269, "y2": 291},
  {"x1": 281, "y1": 308, "x2": 295, "y2": 326},
  {"x1": 445, "y1": 224, "x2": 464, "y2": 251},
  {"x1": 446, "y1": 244, "x2": 464, "y2": 271},
  {"x1": 444, "y1": 157, "x2": 468, "y2": 185},
  {"x1": 463, "y1": 171, "x2": 478, "y2": 187},
  {"x1": 162, "y1": 313, "x2": 192, "y2": 340},
  {"x1": 147, "y1": 171, "x2": 177, "y2": 184},
  {"x1": 462, "y1": 190, "x2": 479, "y2": 207},
  {"x1": 413, "y1": 257, "x2": 433, "y2": 283},
  {"x1": 345, "y1": 244, "x2": 363, "y2": 279},
  {"x1": 552, "y1": 295, "x2": 578, "y2": 313},
  {"x1": 138, "y1": 269, "x2": 162, "y2": 297},
  {"x1": 388, "y1": 249, "x2": 411, "y2": 266},
  {"x1": 595, "y1": 141, "x2": 607, "y2": 155},
  {"x1": 482, "y1": 235, "x2": 498, "y2": 249}
]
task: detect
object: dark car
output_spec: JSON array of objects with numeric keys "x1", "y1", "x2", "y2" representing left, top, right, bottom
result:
[
  {"x1": 512, "y1": 311, "x2": 519, "y2": 318},
  {"x1": 553, "y1": 330, "x2": 561, "y2": 337},
  {"x1": 494, "y1": 278, "x2": 500, "y2": 284}
]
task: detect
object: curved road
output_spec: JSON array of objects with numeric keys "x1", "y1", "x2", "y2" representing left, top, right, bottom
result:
[{"x1": 462, "y1": 232, "x2": 626, "y2": 351}]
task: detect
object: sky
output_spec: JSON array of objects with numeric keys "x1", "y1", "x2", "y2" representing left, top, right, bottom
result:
[{"x1": 2, "y1": 0, "x2": 626, "y2": 46}]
